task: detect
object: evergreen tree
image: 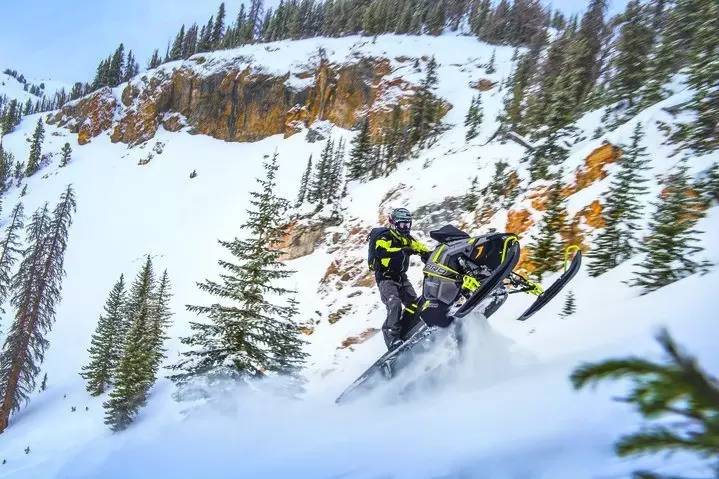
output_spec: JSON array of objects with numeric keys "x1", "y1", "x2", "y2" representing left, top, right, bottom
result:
[
  {"x1": 465, "y1": 95, "x2": 483, "y2": 141},
  {"x1": 347, "y1": 118, "x2": 372, "y2": 181},
  {"x1": 80, "y1": 275, "x2": 127, "y2": 396},
  {"x1": 212, "y1": 3, "x2": 226, "y2": 48},
  {"x1": 123, "y1": 50, "x2": 139, "y2": 82},
  {"x1": 560, "y1": 290, "x2": 576, "y2": 318},
  {"x1": 26, "y1": 118, "x2": 45, "y2": 177},
  {"x1": 526, "y1": 128, "x2": 570, "y2": 182},
  {"x1": 170, "y1": 153, "x2": 306, "y2": 384},
  {"x1": 588, "y1": 124, "x2": 651, "y2": 276},
  {"x1": 575, "y1": 0, "x2": 608, "y2": 101},
  {"x1": 59, "y1": 143, "x2": 72, "y2": 168},
  {"x1": 607, "y1": 0, "x2": 654, "y2": 110},
  {"x1": 0, "y1": 143, "x2": 14, "y2": 193},
  {"x1": 107, "y1": 44, "x2": 125, "y2": 87},
  {"x1": 39, "y1": 373, "x2": 47, "y2": 392},
  {"x1": 408, "y1": 57, "x2": 440, "y2": 148},
  {"x1": 309, "y1": 138, "x2": 335, "y2": 205},
  {"x1": 571, "y1": 328, "x2": 719, "y2": 478},
  {"x1": 631, "y1": 160, "x2": 711, "y2": 293},
  {"x1": 463, "y1": 176, "x2": 480, "y2": 210},
  {"x1": 149, "y1": 270, "x2": 172, "y2": 375},
  {"x1": 529, "y1": 178, "x2": 567, "y2": 281},
  {"x1": 296, "y1": 154, "x2": 313, "y2": 207},
  {"x1": 103, "y1": 256, "x2": 156, "y2": 432},
  {"x1": 170, "y1": 25, "x2": 186, "y2": 61},
  {"x1": 0, "y1": 186, "x2": 76, "y2": 433},
  {"x1": 148, "y1": 50, "x2": 162, "y2": 69},
  {"x1": 0, "y1": 203, "x2": 24, "y2": 315},
  {"x1": 486, "y1": 49, "x2": 496, "y2": 74}
]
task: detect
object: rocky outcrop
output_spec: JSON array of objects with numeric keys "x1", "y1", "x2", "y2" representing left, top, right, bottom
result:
[
  {"x1": 565, "y1": 143, "x2": 622, "y2": 195},
  {"x1": 49, "y1": 55, "x2": 443, "y2": 146},
  {"x1": 279, "y1": 217, "x2": 341, "y2": 261},
  {"x1": 48, "y1": 87, "x2": 118, "y2": 145}
]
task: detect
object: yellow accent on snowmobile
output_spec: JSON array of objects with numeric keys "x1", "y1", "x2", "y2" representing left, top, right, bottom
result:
[
  {"x1": 564, "y1": 245, "x2": 581, "y2": 271},
  {"x1": 501, "y1": 235, "x2": 519, "y2": 263}
]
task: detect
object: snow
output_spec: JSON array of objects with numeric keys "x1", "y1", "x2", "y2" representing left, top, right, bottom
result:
[
  {"x1": 0, "y1": 72, "x2": 38, "y2": 104},
  {"x1": 0, "y1": 33, "x2": 717, "y2": 478}
]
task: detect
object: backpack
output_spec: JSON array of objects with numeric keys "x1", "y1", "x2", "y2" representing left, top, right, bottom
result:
[{"x1": 367, "y1": 227, "x2": 390, "y2": 271}]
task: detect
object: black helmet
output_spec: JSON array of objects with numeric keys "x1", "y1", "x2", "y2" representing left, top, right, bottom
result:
[{"x1": 389, "y1": 208, "x2": 412, "y2": 235}]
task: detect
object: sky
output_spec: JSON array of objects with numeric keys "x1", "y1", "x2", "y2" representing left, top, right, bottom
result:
[{"x1": 0, "y1": 0, "x2": 627, "y2": 85}]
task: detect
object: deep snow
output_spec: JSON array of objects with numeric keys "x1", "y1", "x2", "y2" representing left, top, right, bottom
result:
[{"x1": 0, "y1": 34, "x2": 717, "y2": 478}]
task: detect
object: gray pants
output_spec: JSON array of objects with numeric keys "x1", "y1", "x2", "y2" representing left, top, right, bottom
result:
[{"x1": 378, "y1": 278, "x2": 419, "y2": 347}]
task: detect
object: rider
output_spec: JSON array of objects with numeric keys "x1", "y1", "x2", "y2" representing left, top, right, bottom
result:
[
  {"x1": 369, "y1": 208, "x2": 431, "y2": 350},
  {"x1": 418, "y1": 225, "x2": 543, "y2": 329}
]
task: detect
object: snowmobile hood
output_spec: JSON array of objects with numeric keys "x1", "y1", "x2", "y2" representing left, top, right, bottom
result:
[{"x1": 429, "y1": 225, "x2": 470, "y2": 243}]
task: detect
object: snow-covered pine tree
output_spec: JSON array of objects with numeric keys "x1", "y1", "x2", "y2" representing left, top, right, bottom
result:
[
  {"x1": 296, "y1": 154, "x2": 312, "y2": 207},
  {"x1": 347, "y1": 118, "x2": 372, "y2": 181},
  {"x1": 526, "y1": 128, "x2": 570, "y2": 183},
  {"x1": 39, "y1": 373, "x2": 47, "y2": 392},
  {"x1": 529, "y1": 178, "x2": 567, "y2": 281},
  {"x1": 212, "y1": 2, "x2": 226, "y2": 48},
  {"x1": 701, "y1": 162, "x2": 719, "y2": 205},
  {"x1": 588, "y1": 124, "x2": 650, "y2": 276},
  {"x1": 170, "y1": 153, "x2": 306, "y2": 385},
  {"x1": 26, "y1": 118, "x2": 45, "y2": 177},
  {"x1": 59, "y1": 143, "x2": 72, "y2": 168},
  {"x1": 0, "y1": 203, "x2": 24, "y2": 315},
  {"x1": 170, "y1": 25, "x2": 186, "y2": 61},
  {"x1": 571, "y1": 328, "x2": 719, "y2": 477},
  {"x1": 0, "y1": 185, "x2": 76, "y2": 433},
  {"x1": 103, "y1": 256, "x2": 156, "y2": 432},
  {"x1": 408, "y1": 57, "x2": 440, "y2": 148},
  {"x1": 486, "y1": 49, "x2": 496, "y2": 74},
  {"x1": 329, "y1": 139, "x2": 346, "y2": 203},
  {"x1": 560, "y1": 290, "x2": 576, "y2": 318},
  {"x1": 0, "y1": 144, "x2": 14, "y2": 193},
  {"x1": 149, "y1": 270, "x2": 172, "y2": 375},
  {"x1": 606, "y1": 0, "x2": 654, "y2": 112},
  {"x1": 669, "y1": 0, "x2": 719, "y2": 153},
  {"x1": 309, "y1": 138, "x2": 334, "y2": 206},
  {"x1": 148, "y1": 49, "x2": 162, "y2": 69},
  {"x1": 80, "y1": 275, "x2": 127, "y2": 396},
  {"x1": 463, "y1": 176, "x2": 480, "y2": 210},
  {"x1": 465, "y1": 95, "x2": 483, "y2": 141},
  {"x1": 631, "y1": 160, "x2": 711, "y2": 293}
]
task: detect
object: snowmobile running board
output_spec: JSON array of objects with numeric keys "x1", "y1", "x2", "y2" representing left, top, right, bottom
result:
[{"x1": 516, "y1": 247, "x2": 582, "y2": 321}]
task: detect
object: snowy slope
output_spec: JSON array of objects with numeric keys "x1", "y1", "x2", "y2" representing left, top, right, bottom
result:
[
  {"x1": 0, "y1": 72, "x2": 38, "y2": 103},
  {"x1": 0, "y1": 34, "x2": 717, "y2": 478}
]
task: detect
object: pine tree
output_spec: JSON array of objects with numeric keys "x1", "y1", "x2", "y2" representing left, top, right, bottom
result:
[
  {"x1": 529, "y1": 178, "x2": 567, "y2": 281},
  {"x1": 170, "y1": 153, "x2": 306, "y2": 384},
  {"x1": 103, "y1": 256, "x2": 156, "y2": 431},
  {"x1": 465, "y1": 95, "x2": 483, "y2": 141},
  {"x1": 0, "y1": 203, "x2": 25, "y2": 315},
  {"x1": 571, "y1": 328, "x2": 719, "y2": 478},
  {"x1": 408, "y1": 57, "x2": 440, "y2": 148},
  {"x1": 170, "y1": 25, "x2": 186, "y2": 61},
  {"x1": 39, "y1": 373, "x2": 47, "y2": 392},
  {"x1": 464, "y1": 176, "x2": 480, "y2": 210},
  {"x1": 607, "y1": 0, "x2": 654, "y2": 110},
  {"x1": 309, "y1": 139, "x2": 334, "y2": 205},
  {"x1": 588, "y1": 124, "x2": 651, "y2": 276},
  {"x1": 296, "y1": 154, "x2": 313, "y2": 207},
  {"x1": 347, "y1": 118, "x2": 372, "y2": 181},
  {"x1": 80, "y1": 275, "x2": 127, "y2": 396},
  {"x1": 212, "y1": 3, "x2": 226, "y2": 48},
  {"x1": 59, "y1": 143, "x2": 71, "y2": 168},
  {"x1": 149, "y1": 270, "x2": 172, "y2": 375},
  {"x1": 631, "y1": 160, "x2": 711, "y2": 293},
  {"x1": 486, "y1": 49, "x2": 496, "y2": 74},
  {"x1": 107, "y1": 44, "x2": 125, "y2": 87},
  {"x1": 526, "y1": 128, "x2": 570, "y2": 183},
  {"x1": 0, "y1": 144, "x2": 13, "y2": 193},
  {"x1": 26, "y1": 118, "x2": 45, "y2": 177},
  {"x1": 148, "y1": 49, "x2": 162, "y2": 69},
  {"x1": 560, "y1": 290, "x2": 576, "y2": 318},
  {"x1": 0, "y1": 186, "x2": 76, "y2": 433}
]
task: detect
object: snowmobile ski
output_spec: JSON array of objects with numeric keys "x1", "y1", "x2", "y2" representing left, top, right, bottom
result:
[
  {"x1": 335, "y1": 324, "x2": 435, "y2": 404},
  {"x1": 516, "y1": 246, "x2": 582, "y2": 321}
]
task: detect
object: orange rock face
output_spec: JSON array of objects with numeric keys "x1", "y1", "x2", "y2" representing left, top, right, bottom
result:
[
  {"x1": 48, "y1": 87, "x2": 117, "y2": 145},
  {"x1": 569, "y1": 143, "x2": 622, "y2": 194},
  {"x1": 506, "y1": 209, "x2": 533, "y2": 235},
  {"x1": 51, "y1": 56, "x2": 441, "y2": 147}
]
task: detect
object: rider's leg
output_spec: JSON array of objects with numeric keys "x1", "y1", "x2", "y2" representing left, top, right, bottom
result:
[{"x1": 378, "y1": 280, "x2": 405, "y2": 348}]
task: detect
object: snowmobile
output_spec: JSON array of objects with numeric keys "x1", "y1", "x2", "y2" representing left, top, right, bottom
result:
[{"x1": 335, "y1": 231, "x2": 582, "y2": 404}]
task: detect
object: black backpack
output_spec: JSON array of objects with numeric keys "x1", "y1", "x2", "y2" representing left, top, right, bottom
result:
[{"x1": 367, "y1": 227, "x2": 390, "y2": 271}]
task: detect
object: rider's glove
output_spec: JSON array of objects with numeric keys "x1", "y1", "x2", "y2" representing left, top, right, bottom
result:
[
  {"x1": 528, "y1": 281, "x2": 544, "y2": 296},
  {"x1": 462, "y1": 275, "x2": 480, "y2": 293}
]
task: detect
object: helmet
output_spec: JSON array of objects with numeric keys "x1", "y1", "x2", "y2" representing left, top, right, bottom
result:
[{"x1": 389, "y1": 208, "x2": 412, "y2": 236}]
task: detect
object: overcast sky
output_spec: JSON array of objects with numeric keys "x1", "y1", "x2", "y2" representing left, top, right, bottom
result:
[{"x1": 0, "y1": 0, "x2": 627, "y2": 85}]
